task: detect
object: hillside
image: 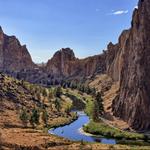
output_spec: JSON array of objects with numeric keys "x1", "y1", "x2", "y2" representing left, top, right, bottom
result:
[{"x1": 0, "y1": 73, "x2": 78, "y2": 149}]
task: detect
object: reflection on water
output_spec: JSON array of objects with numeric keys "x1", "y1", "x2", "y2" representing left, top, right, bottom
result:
[{"x1": 49, "y1": 111, "x2": 116, "y2": 144}]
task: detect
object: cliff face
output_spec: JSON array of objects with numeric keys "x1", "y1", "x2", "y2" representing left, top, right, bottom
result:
[
  {"x1": 0, "y1": 27, "x2": 35, "y2": 71},
  {"x1": 46, "y1": 48, "x2": 76, "y2": 76},
  {"x1": 112, "y1": 0, "x2": 150, "y2": 130},
  {"x1": 46, "y1": 48, "x2": 106, "y2": 78}
]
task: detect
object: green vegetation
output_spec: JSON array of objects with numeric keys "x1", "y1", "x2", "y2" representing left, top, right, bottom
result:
[
  {"x1": 84, "y1": 98, "x2": 94, "y2": 117},
  {"x1": 47, "y1": 112, "x2": 78, "y2": 129},
  {"x1": 92, "y1": 92, "x2": 104, "y2": 122},
  {"x1": 55, "y1": 86, "x2": 62, "y2": 98},
  {"x1": 20, "y1": 108, "x2": 29, "y2": 127},
  {"x1": 30, "y1": 108, "x2": 40, "y2": 128},
  {"x1": 83, "y1": 85, "x2": 147, "y2": 142},
  {"x1": 54, "y1": 98, "x2": 61, "y2": 111},
  {"x1": 42, "y1": 109, "x2": 49, "y2": 126},
  {"x1": 83, "y1": 121, "x2": 145, "y2": 140},
  {"x1": 18, "y1": 80, "x2": 80, "y2": 129}
]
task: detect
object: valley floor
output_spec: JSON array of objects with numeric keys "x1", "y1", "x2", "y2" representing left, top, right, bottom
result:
[
  {"x1": 0, "y1": 127, "x2": 137, "y2": 150},
  {"x1": 1, "y1": 74, "x2": 150, "y2": 149}
]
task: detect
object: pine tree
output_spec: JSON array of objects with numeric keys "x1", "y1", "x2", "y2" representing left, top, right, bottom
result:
[
  {"x1": 96, "y1": 92, "x2": 104, "y2": 115},
  {"x1": 92, "y1": 100, "x2": 99, "y2": 122},
  {"x1": 20, "y1": 108, "x2": 29, "y2": 127},
  {"x1": 55, "y1": 87, "x2": 62, "y2": 98},
  {"x1": 42, "y1": 109, "x2": 49, "y2": 126},
  {"x1": 42, "y1": 88, "x2": 47, "y2": 97},
  {"x1": 30, "y1": 108, "x2": 40, "y2": 128},
  {"x1": 93, "y1": 92, "x2": 104, "y2": 122},
  {"x1": 55, "y1": 98, "x2": 61, "y2": 111}
]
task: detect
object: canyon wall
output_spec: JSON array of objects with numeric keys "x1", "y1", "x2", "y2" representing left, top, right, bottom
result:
[
  {"x1": 0, "y1": 27, "x2": 35, "y2": 71},
  {"x1": 46, "y1": 48, "x2": 106, "y2": 78},
  {"x1": 112, "y1": 0, "x2": 150, "y2": 130}
]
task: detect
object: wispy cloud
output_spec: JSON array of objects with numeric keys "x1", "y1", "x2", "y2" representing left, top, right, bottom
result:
[
  {"x1": 134, "y1": 6, "x2": 138, "y2": 9},
  {"x1": 112, "y1": 10, "x2": 128, "y2": 15}
]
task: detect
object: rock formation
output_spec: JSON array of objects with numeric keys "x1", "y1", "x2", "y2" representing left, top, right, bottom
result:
[
  {"x1": 112, "y1": 0, "x2": 150, "y2": 130},
  {"x1": 0, "y1": 27, "x2": 35, "y2": 71},
  {"x1": 46, "y1": 48, "x2": 106, "y2": 78},
  {"x1": 46, "y1": 48, "x2": 76, "y2": 76}
]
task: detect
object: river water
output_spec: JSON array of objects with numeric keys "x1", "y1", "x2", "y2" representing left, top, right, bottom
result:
[{"x1": 48, "y1": 111, "x2": 116, "y2": 144}]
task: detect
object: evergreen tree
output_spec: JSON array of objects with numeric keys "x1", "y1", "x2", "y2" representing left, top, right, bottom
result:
[
  {"x1": 91, "y1": 88, "x2": 96, "y2": 96},
  {"x1": 42, "y1": 109, "x2": 49, "y2": 126},
  {"x1": 96, "y1": 92, "x2": 104, "y2": 115},
  {"x1": 55, "y1": 98, "x2": 61, "y2": 111},
  {"x1": 20, "y1": 108, "x2": 29, "y2": 127},
  {"x1": 30, "y1": 108, "x2": 40, "y2": 128},
  {"x1": 37, "y1": 93, "x2": 41, "y2": 101},
  {"x1": 42, "y1": 88, "x2": 47, "y2": 97},
  {"x1": 55, "y1": 87, "x2": 62, "y2": 98},
  {"x1": 48, "y1": 90, "x2": 53, "y2": 99},
  {"x1": 93, "y1": 92, "x2": 104, "y2": 121}
]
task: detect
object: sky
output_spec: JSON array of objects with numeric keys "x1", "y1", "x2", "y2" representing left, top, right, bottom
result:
[{"x1": 0, "y1": 0, "x2": 138, "y2": 63}]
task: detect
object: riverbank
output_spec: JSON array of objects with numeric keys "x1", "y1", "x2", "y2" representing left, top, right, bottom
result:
[
  {"x1": 83, "y1": 121, "x2": 146, "y2": 140},
  {"x1": 46, "y1": 112, "x2": 78, "y2": 129}
]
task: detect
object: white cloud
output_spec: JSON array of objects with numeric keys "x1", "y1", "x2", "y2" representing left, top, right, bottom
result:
[
  {"x1": 134, "y1": 6, "x2": 138, "y2": 9},
  {"x1": 112, "y1": 10, "x2": 128, "y2": 15}
]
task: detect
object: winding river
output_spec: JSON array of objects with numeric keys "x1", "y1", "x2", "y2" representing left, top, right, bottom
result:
[{"x1": 49, "y1": 111, "x2": 116, "y2": 144}]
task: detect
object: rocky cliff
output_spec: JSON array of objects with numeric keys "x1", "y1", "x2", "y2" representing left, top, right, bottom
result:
[
  {"x1": 112, "y1": 0, "x2": 150, "y2": 130},
  {"x1": 0, "y1": 27, "x2": 35, "y2": 71},
  {"x1": 46, "y1": 48, "x2": 106, "y2": 78}
]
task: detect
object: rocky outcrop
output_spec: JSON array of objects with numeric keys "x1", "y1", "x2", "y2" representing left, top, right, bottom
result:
[
  {"x1": 46, "y1": 48, "x2": 106, "y2": 78},
  {"x1": 0, "y1": 27, "x2": 35, "y2": 71},
  {"x1": 112, "y1": 0, "x2": 150, "y2": 130},
  {"x1": 46, "y1": 48, "x2": 76, "y2": 76}
]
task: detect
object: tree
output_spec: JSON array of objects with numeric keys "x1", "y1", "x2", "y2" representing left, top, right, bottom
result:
[
  {"x1": 93, "y1": 92, "x2": 104, "y2": 122},
  {"x1": 42, "y1": 88, "x2": 47, "y2": 97},
  {"x1": 37, "y1": 92, "x2": 41, "y2": 101},
  {"x1": 42, "y1": 109, "x2": 49, "y2": 126},
  {"x1": 20, "y1": 108, "x2": 29, "y2": 127},
  {"x1": 96, "y1": 92, "x2": 104, "y2": 115},
  {"x1": 91, "y1": 88, "x2": 96, "y2": 96},
  {"x1": 48, "y1": 90, "x2": 53, "y2": 99},
  {"x1": 55, "y1": 98, "x2": 61, "y2": 111},
  {"x1": 85, "y1": 86, "x2": 92, "y2": 94},
  {"x1": 55, "y1": 87, "x2": 62, "y2": 98},
  {"x1": 30, "y1": 108, "x2": 40, "y2": 128}
]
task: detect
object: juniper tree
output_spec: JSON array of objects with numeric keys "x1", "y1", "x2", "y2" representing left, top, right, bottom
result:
[
  {"x1": 55, "y1": 98, "x2": 61, "y2": 111},
  {"x1": 30, "y1": 108, "x2": 40, "y2": 128},
  {"x1": 93, "y1": 92, "x2": 104, "y2": 122},
  {"x1": 55, "y1": 86, "x2": 62, "y2": 98},
  {"x1": 42, "y1": 88, "x2": 47, "y2": 97},
  {"x1": 96, "y1": 92, "x2": 104, "y2": 115},
  {"x1": 20, "y1": 108, "x2": 29, "y2": 127},
  {"x1": 42, "y1": 109, "x2": 49, "y2": 126}
]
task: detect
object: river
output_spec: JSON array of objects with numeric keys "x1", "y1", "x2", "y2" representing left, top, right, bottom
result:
[{"x1": 48, "y1": 111, "x2": 116, "y2": 144}]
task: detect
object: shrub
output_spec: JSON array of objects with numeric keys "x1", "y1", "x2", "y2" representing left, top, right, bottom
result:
[
  {"x1": 20, "y1": 108, "x2": 29, "y2": 127},
  {"x1": 30, "y1": 108, "x2": 40, "y2": 128}
]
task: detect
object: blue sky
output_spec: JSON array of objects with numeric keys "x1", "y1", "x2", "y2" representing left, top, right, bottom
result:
[{"x1": 0, "y1": 0, "x2": 138, "y2": 63}]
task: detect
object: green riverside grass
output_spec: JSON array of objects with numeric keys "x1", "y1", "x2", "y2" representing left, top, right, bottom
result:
[{"x1": 83, "y1": 121, "x2": 145, "y2": 140}]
